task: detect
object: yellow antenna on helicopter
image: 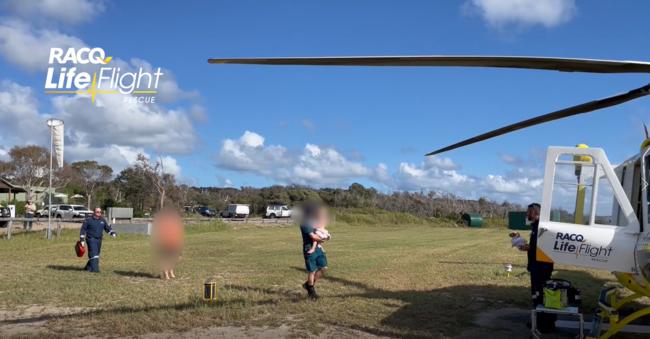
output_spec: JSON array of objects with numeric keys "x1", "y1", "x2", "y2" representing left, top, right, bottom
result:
[
  {"x1": 641, "y1": 124, "x2": 650, "y2": 151},
  {"x1": 573, "y1": 144, "x2": 591, "y2": 225}
]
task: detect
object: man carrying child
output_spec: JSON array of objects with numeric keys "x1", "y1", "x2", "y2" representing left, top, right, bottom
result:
[{"x1": 299, "y1": 203, "x2": 330, "y2": 300}]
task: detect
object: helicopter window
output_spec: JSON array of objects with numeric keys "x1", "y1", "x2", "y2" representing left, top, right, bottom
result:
[
  {"x1": 550, "y1": 161, "x2": 594, "y2": 225},
  {"x1": 594, "y1": 165, "x2": 627, "y2": 227}
]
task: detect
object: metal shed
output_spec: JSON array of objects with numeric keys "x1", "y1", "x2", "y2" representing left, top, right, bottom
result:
[{"x1": 507, "y1": 211, "x2": 530, "y2": 230}]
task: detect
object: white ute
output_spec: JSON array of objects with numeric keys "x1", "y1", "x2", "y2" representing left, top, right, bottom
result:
[
  {"x1": 221, "y1": 204, "x2": 250, "y2": 218},
  {"x1": 265, "y1": 204, "x2": 292, "y2": 218}
]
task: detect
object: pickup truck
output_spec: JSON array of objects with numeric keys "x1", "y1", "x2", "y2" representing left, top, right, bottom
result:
[
  {"x1": 54, "y1": 205, "x2": 93, "y2": 219},
  {"x1": 221, "y1": 204, "x2": 250, "y2": 218},
  {"x1": 36, "y1": 204, "x2": 59, "y2": 218},
  {"x1": 265, "y1": 204, "x2": 292, "y2": 218}
]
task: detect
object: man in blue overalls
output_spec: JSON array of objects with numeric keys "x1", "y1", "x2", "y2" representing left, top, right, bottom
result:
[{"x1": 80, "y1": 207, "x2": 116, "y2": 272}]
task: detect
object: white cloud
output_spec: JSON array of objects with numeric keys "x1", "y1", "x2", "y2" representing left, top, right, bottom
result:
[
  {"x1": 466, "y1": 0, "x2": 576, "y2": 28},
  {"x1": 392, "y1": 161, "x2": 474, "y2": 192},
  {"x1": 217, "y1": 131, "x2": 373, "y2": 187},
  {"x1": 0, "y1": 79, "x2": 192, "y2": 176},
  {"x1": 0, "y1": 19, "x2": 84, "y2": 72},
  {"x1": 218, "y1": 131, "x2": 290, "y2": 176},
  {"x1": 389, "y1": 158, "x2": 543, "y2": 202},
  {"x1": 293, "y1": 144, "x2": 371, "y2": 185},
  {"x1": 217, "y1": 131, "x2": 545, "y2": 203},
  {"x1": 66, "y1": 143, "x2": 182, "y2": 177},
  {"x1": 425, "y1": 156, "x2": 459, "y2": 171},
  {"x1": 160, "y1": 155, "x2": 181, "y2": 177},
  {"x1": 52, "y1": 93, "x2": 197, "y2": 154},
  {"x1": 0, "y1": 80, "x2": 49, "y2": 145},
  {"x1": 2, "y1": 0, "x2": 105, "y2": 25},
  {"x1": 0, "y1": 0, "x2": 197, "y2": 181},
  {"x1": 127, "y1": 58, "x2": 199, "y2": 103},
  {"x1": 240, "y1": 130, "x2": 265, "y2": 148},
  {"x1": 66, "y1": 143, "x2": 143, "y2": 173}
]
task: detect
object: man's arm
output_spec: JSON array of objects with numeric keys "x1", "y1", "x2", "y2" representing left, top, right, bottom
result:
[
  {"x1": 103, "y1": 219, "x2": 117, "y2": 237},
  {"x1": 80, "y1": 220, "x2": 88, "y2": 243}
]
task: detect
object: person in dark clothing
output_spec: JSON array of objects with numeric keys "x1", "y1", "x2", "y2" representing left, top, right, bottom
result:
[
  {"x1": 521, "y1": 203, "x2": 556, "y2": 333},
  {"x1": 79, "y1": 207, "x2": 116, "y2": 273},
  {"x1": 300, "y1": 203, "x2": 329, "y2": 300}
]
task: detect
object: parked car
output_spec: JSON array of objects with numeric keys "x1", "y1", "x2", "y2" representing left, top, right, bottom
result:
[
  {"x1": 195, "y1": 206, "x2": 216, "y2": 217},
  {"x1": 54, "y1": 205, "x2": 93, "y2": 219},
  {"x1": 0, "y1": 205, "x2": 10, "y2": 227},
  {"x1": 220, "y1": 204, "x2": 250, "y2": 218},
  {"x1": 36, "y1": 204, "x2": 59, "y2": 218},
  {"x1": 265, "y1": 204, "x2": 292, "y2": 218}
]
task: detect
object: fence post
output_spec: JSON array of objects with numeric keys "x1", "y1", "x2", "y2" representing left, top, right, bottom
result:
[
  {"x1": 7, "y1": 219, "x2": 12, "y2": 240},
  {"x1": 56, "y1": 219, "x2": 62, "y2": 238}
]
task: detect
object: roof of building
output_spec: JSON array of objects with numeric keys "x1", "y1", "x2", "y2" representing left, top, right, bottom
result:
[{"x1": 0, "y1": 177, "x2": 27, "y2": 193}]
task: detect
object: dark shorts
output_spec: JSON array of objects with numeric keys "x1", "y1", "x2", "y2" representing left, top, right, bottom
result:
[{"x1": 304, "y1": 247, "x2": 328, "y2": 273}]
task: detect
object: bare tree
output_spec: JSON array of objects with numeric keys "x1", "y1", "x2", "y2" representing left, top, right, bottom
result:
[
  {"x1": 5, "y1": 145, "x2": 49, "y2": 199},
  {"x1": 71, "y1": 160, "x2": 113, "y2": 209},
  {"x1": 136, "y1": 154, "x2": 175, "y2": 211}
]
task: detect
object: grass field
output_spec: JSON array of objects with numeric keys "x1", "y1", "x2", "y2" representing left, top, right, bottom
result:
[{"x1": 0, "y1": 214, "x2": 644, "y2": 338}]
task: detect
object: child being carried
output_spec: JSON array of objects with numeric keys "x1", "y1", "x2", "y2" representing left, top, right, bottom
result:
[
  {"x1": 307, "y1": 223, "x2": 331, "y2": 254},
  {"x1": 509, "y1": 231, "x2": 527, "y2": 250}
]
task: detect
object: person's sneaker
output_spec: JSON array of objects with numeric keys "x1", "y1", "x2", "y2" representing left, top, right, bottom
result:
[{"x1": 302, "y1": 282, "x2": 310, "y2": 291}]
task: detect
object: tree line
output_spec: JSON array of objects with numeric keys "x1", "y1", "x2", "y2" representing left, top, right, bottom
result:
[{"x1": 0, "y1": 145, "x2": 522, "y2": 218}]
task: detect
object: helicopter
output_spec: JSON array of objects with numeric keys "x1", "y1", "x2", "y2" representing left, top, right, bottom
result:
[{"x1": 208, "y1": 55, "x2": 650, "y2": 338}]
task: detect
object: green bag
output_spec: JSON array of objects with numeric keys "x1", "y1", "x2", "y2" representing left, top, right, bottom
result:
[{"x1": 543, "y1": 288, "x2": 563, "y2": 309}]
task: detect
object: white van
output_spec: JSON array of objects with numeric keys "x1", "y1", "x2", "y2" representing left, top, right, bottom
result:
[
  {"x1": 265, "y1": 205, "x2": 292, "y2": 218},
  {"x1": 221, "y1": 204, "x2": 250, "y2": 218}
]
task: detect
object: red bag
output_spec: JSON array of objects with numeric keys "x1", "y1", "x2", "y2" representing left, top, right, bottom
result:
[{"x1": 75, "y1": 241, "x2": 86, "y2": 257}]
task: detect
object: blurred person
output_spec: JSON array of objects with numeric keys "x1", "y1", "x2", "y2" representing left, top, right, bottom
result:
[
  {"x1": 79, "y1": 207, "x2": 117, "y2": 273},
  {"x1": 153, "y1": 208, "x2": 184, "y2": 280},
  {"x1": 24, "y1": 200, "x2": 36, "y2": 231},
  {"x1": 300, "y1": 203, "x2": 330, "y2": 299}
]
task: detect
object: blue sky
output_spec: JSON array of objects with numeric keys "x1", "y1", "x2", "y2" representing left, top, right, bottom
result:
[{"x1": 1, "y1": 0, "x2": 649, "y2": 203}]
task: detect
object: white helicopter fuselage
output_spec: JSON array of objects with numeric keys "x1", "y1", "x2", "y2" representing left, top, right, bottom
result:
[{"x1": 536, "y1": 146, "x2": 650, "y2": 293}]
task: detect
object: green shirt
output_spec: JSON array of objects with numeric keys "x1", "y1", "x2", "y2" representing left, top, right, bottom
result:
[{"x1": 300, "y1": 221, "x2": 315, "y2": 253}]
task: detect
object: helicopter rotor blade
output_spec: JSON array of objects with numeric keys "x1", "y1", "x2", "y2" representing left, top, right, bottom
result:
[
  {"x1": 426, "y1": 83, "x2": 650, "y2": 156},
  {"x1": 208, "y1": 55, "x2": 650, "y2": 73}
]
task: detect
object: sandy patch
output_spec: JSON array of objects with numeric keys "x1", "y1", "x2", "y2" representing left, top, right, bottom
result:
[
  {"x1": 0, "y1": 304, "x2": 92, "y2": 337},
  {"x1": 137, "y1": 324, "x2": 388, "y2": 339}
]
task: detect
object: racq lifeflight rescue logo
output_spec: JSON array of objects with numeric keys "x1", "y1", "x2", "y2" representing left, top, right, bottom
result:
[
  {"x1": 552, "y1": 232, "x2": 613, "y2": 262},
  {"x1": 44, "y1": 47, "x2": 163, "y2": 104}
]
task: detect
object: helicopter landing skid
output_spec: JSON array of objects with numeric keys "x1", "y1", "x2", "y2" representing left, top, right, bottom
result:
[{"x1": 588, "y1": 284, "x2": 650, "y2": 339}]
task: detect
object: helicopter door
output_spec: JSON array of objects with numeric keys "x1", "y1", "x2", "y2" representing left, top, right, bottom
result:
[{"x1": 537, "y1": 147, "x2": 640, "y2": 274}]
